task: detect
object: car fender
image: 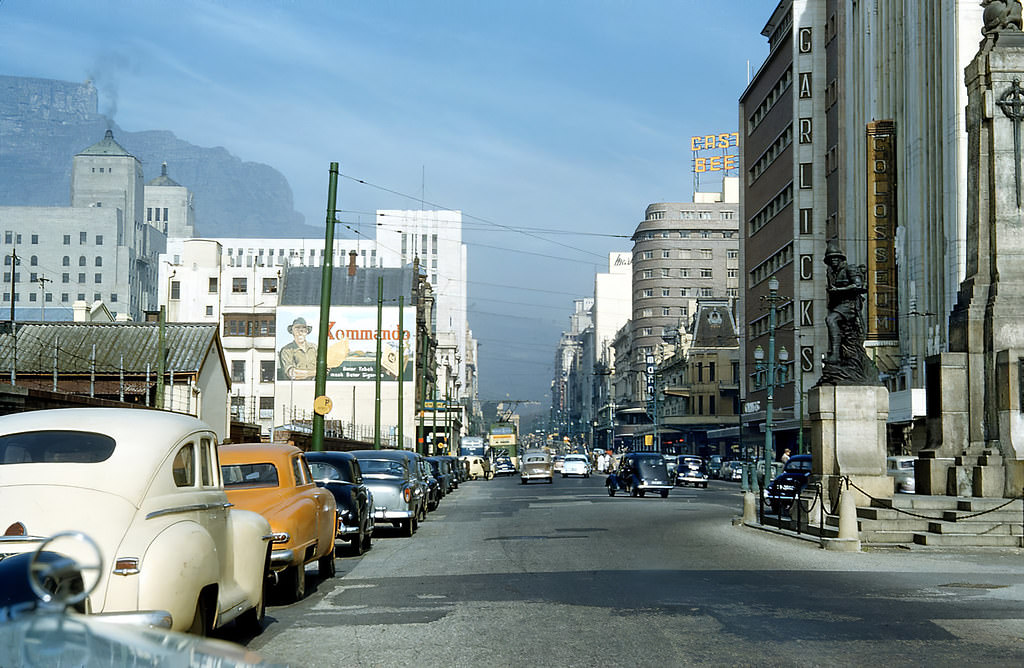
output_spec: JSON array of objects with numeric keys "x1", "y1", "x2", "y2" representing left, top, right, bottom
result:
[
  {"x1": 138, "y1": 521, "x2": 220, "y2": 633},
  {"x1": 226, "y1": 508, "x2": 271, "y2": 615}
]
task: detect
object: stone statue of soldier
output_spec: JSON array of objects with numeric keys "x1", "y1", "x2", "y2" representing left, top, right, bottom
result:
[{"x1": 818, "y1": 241, "x2": 881, "y2": 386}]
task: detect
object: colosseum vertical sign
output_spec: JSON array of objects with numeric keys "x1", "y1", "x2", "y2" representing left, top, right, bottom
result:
[{"x1": 866, "y1": 121, "x2": 898, "y2": 340}]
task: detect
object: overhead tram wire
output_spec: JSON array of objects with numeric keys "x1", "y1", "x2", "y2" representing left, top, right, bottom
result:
[{"x1": 337, "y1": 172, "x2": 615, "y2": 261}]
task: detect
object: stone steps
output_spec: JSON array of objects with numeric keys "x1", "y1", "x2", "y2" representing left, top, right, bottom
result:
[{"x1": 824, "y1": 494, "x2": 1023, "y2": 548}]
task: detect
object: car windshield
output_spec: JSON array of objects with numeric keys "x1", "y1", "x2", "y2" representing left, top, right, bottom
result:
[
  {"x1": 525, "y1": 456, "x2": 548, "y2": 464},
  {"x1": 0, "y1": 430, "x2": 116, "y2": 464},
  {"x1": 566, "y1": 456, "x2": 587, "y2": 463},
  {"x1": 898, "y1": 459, "x2": 914, "y2": 470},
  {"x1": 222, "y1": 462, "x2": 279, "y2": 488},
  {"x1": 359, "y1": 459, "x2": 406, "y2": 477}
]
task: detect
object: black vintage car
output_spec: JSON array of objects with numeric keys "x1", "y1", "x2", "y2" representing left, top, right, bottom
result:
[
  {"x1": 426, "y1": 456, "x2": 456, "y2": 495},
  {"x1": 606, "y1": 453, "x2": 673, "y2": 498},
  {"x1": 763, "y1": 454, "x2": 813, "y2": 512},
  {"x1": 306, "y1": 451, "x2": 375, "y2": 556}
]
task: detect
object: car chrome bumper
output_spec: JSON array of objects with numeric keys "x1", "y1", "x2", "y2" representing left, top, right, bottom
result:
[
  {"x1": 374, "y1": 508, "x2": 413, "y2": 520},
  {"x1": 270, "y1": 548, "x2": 296, "y2": 569},
  {"x1": 92, "y1": 609, "x2": 174, "y2": 630},
  {"x1": 337, "y1": 522, "x2": 360, "y2": 536}
]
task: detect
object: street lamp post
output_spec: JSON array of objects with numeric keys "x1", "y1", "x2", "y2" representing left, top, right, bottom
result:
[{"x1": 754, "y1": 276, "x2": 788, "y2": 508}]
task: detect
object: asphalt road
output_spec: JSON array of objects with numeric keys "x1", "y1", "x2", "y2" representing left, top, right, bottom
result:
[{"x1": 237, "y1": 473, "x2": 1024, "y2": 667}]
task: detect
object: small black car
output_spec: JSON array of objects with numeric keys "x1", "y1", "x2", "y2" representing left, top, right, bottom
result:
[
  {"x1": 306, "y1": 451, "x2": 376, "y2": 556},
  {"x1": 764, "y1": 454, "x2": 813, "y2": 512},
  {"x1": 606, "y1": 452, "x2": 673, "y2": 498},
  {"x1": 493, "y1": 457, "x2": 516, "y2": 476}
]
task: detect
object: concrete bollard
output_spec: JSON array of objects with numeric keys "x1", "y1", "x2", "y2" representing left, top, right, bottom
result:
[
  {"x1": 823, "y1": 486, "x2": 861, "y2": 551},
  {"x1": 742, "y1": 491, "x2": 757, "y2": 524}
]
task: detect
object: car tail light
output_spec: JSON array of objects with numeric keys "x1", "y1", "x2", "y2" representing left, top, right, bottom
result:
[
  {"x1": 4, "y1": 522, "x2": 26, "y2": 536},
  {"x1": 403, "y1": 487, "x2": 412, "y2": 503},
  {"x1": 113, "y1": 557, "x2": 140, "y2": 576},
  {"x1": 270, "y1": 532, "x2": 290, "y2": 544}
]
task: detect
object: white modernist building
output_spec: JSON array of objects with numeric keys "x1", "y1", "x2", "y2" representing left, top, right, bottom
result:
[{"x1": 374, "y1": 209, "x2": 472, "y2": 396}]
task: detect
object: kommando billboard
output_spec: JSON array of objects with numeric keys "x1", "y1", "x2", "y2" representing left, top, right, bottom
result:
[{"x1": 276, "y1": 306, "x2": 416, "y2": 382}]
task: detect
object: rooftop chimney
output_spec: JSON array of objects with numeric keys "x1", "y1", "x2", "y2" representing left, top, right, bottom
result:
[{"x1": 348, "y1": 250, "x2": 358, "y2": 276}]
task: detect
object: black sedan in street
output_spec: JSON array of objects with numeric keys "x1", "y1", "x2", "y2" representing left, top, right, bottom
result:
[
  {"x1": 306, "y1": 451, "x2": 375, "y2": 556},
  {"x1": 606, "y1": 452, "x2": 673, "y2": 498},
  {"x1": 763, "y1": 454, "x2": 813, "y2": 512}
]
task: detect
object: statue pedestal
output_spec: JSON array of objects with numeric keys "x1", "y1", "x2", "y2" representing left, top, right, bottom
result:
[{"x1": 809, "y1": 385, "x2": 893, "y2": 508}]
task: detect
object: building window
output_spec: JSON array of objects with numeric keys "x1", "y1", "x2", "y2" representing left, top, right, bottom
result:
[
  {"x1": 80, "y1": 232, "x2": 87, "y2": 244},
  {"x1": 262, "y1": 277, "x2": 278, "y2": 293},
  {"x1": 662, "y1": 307, "x2": 670, "y2": 316},
  {"x1": 662, "y1": 289, "x2": 670, "y2": 297},
  {"x1": 260, "y1": 360, "x2": 275, "y2": 383},
  {"x1": 95, "y1": 257, "x2": 102, "y2": 267},
  {"x1": 110, "y1": 294, "x2": 117, "y2": 303},
  {"x1": 93, "y1": 293, "x2": 101, "y2": 301},
  {"x1": 62, "y1": 273, "x2": 69, "y2": 283},
  {"x1": 94, "y1": 273, "x2": 102, "y2": 283},
  {"x1": 170, "y1": 280, "x2": 180, "y2": 300},
  {"x1": 3, "y1": 231, "x2": 10, "y2": 244},
  {"x1": 701, "y1": 287, "x2": 713, "y2": 297},
  {"x1": 728, "y1": 269, "x2": 738, "y2": 278},
  {"x1": 641, "y1": 251, "x2": 653, "y2": 260},
  {"x1": 77, "y1": 293, "x2": 85, "y2": 301},
  {"x1": 700, "y1": 249, "x2": 713, "y2": 259},
  {"x1": 79, "y1": 256, "x2": 86, "y2": 267},
  {"x1": 208, "y1": 277, "x2": 218, "y2": 293},
  {"x1": 147, "y1": 208, "x2": 152, "y2": 222},
  {"x1": 96, "y1": 235, "x2": 103, "y2": 245},
  {"x1": 63, "y1": 235, "x2": 70, "y2": 245},
  {"x1": 30, "y1": 256, "x2": 37, "y2": 266},
  {"x1": 728, "y1": 250, "x2": 739, "y2": 259},
  {"x1": 29, "y1": 272, "x2": 36, "y2": 283},
  {"x1": 62, "y1": 256, "x2": 70, "y2": 267},
  {"x1": 641, "y1": 270, "x2": 653, "y2": 279},
  {"x1": 680, "y1": 269, "x2": 690, "y2": 278},
  {"x1": 642, "y1": 327, "x2": 653, "y2": 336},
  {"x1": 231, "y1": 360, "x2": 245, "y2": 384},
  {"x1": 61, "y1": 293, "x2": 68, "y2": 302},
  {"x1": 642, "y1": 289, "x2": 653, "y2": 298},
  {"x1": 661, "y1": 268, "x2": 670, "y2": 278},
  {"x1": 31, "y1": 234, "x2": 38, "y2": 244},
  {"x1": 206, "y1": 306, "x2": 213, "y2": 316},
  {"x1": 647, "y1": 210, "x2": 665, "y2": 220},
  {"x1": 223, "y1": 314, "x2": 276, "y2": 337},
  {"x1": 232, "y1": 277, "x2": 247, "y2": 293},
  {"x1": 2, "y1": 272, "x2": 8, "y2": 282},
  {"x1": 662, "y1": 250, "x2": 671, "y2": 259},
  {"x1": 700, "y1": 269, "x2": 713, "y2": 278},
  {"x1": 641, "y1": 308, "x2": 653, "y2": 317},
  {"x1": 78, "y1": 273, "x2": 85, "y2": 284}
]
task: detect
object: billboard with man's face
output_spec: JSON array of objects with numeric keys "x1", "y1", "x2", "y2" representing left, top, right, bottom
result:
[{"x1": 276, "y1": 306, "x2": 416, "y2": 382}]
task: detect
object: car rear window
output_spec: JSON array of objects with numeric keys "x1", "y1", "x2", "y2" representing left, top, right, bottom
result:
[
  {"x1": 0, "y1": 430, "x2": 116, "y2": 464},
  {"x1": 222, "y1": 463, "x2": 279, "y2": 487},
  {"x1": 359, "y1": 459, "x2": 405, "y2": 477}
]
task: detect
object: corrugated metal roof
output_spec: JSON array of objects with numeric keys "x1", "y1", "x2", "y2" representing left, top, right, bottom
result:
[
  {"x1": 0, "y1": 322, "x2": 220, "y2": 375},
  {"x1": 280, "y1": 266, "x2": 415, "y2": 306}
]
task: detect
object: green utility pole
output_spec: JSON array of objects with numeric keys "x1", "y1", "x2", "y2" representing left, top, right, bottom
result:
[
  {"x1": 419, "y1": 333, "x2": 428, "y2": 455},
  {"x1": 374, "y1": 276, "x2": 383, "y2": 449},
  {"x1": 156, "y1": 306, "x2": 166, "y2": 408},
  {"x1": 311, "y1": 163, "x2": 339, "y2": 452},
  {"x1": 397, "y1": 295, "x2": 404, "y2": 450}
]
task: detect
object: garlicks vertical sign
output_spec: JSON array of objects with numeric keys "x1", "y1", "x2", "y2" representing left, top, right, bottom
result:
[{"x1": 866, "y1": 121, "x2": 898, "y2": 340}]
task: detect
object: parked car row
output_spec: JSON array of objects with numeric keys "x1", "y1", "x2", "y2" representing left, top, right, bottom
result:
[{"x1": 0, "y1": 408, "x2": 476, "y2": 642}]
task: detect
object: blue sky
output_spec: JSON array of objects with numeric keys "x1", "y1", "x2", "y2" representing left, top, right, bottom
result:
[{"x1": 1, "y1": 0, "x2": 770, "y2": 407}]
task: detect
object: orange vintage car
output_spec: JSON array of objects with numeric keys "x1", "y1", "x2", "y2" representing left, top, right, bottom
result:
[{"x1": 219, "y1": 443, "x2": 338, "y2": 603}]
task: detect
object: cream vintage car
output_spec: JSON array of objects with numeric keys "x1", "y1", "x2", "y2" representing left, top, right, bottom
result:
[{"x1": 0, "y1": 408, "x2": 272, "y2": 635}]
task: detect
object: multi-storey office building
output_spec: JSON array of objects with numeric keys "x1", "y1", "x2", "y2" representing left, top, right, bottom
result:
[
  {"x1": 0, "y1": 130, "x2": 165, "y2": 321},
  {"x1": 739, "y1": 2, "x2": 826, "y2": 457},
  {"x1": 159, "y1": 237, "x2": 383, "y2": 436},
  {"x1": 739, "y1": 1, "x2": 983, "y2": 456},
  {"x1": 630, "y1": 178, "x2": 740, "y2": 407}
]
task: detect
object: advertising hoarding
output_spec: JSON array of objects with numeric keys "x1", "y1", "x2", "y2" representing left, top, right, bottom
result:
[{"x1": 276, "y1": 306, "x2": 416, "y2": 382}]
